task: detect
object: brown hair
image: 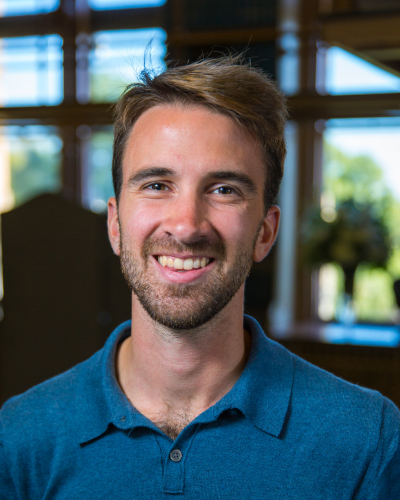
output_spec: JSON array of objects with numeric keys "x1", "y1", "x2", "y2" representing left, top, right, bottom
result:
[{"x1": 112, "y1": 54, "x2": 288, "y2": 211}]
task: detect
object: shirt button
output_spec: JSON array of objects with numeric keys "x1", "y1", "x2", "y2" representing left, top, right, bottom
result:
[{"x1": 169, "y1": 449, "x2": 183, "y2": 462}]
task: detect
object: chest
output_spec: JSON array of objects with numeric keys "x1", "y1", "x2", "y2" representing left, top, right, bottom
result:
[{"x1": 16, "y1": 418, "x2": 366, "y2": 500}]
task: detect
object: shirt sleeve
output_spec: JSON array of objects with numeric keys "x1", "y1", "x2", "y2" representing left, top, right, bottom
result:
[{"x1": 355, "y1": 397, "x2": 400, "y2": 499}]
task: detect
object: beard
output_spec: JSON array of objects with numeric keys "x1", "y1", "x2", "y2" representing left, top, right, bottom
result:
[{"x1": 119, "y1": 228, "x2": 260, "y2": 330}]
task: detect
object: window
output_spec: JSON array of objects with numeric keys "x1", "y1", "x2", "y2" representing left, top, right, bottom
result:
[
  {"x1": 89, "y1": 0, "x2": 166, "y2": 9},
  {"x1": 0, "y1": 0, "x2": 59, "y2": 16},
  {"x1": 0, "y1": 35, "x2": 63, "y2": 106},
  {"x1": 0, "y1": 126, "x2": 62, "y2": 213},
  {"x1": 82, "y1": 126, "x2": 114, "y2": 213},
  {"x1": 322, "y1": 46, "x2": 400, "y2": 95},
  {"x1": 89, "y1": 28, "x2": 166, "y2": 103},
  {"x1": 318, "y1": 118, "x2": 400, "y2": 324}
]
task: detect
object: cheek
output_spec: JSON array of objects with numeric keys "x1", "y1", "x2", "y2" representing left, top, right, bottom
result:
[
  {"x1": 211, "y1": 210, "x2": 252, "y2": 249},
  {"x1": 215, "y1": 205, "x2": 264, "y2": 256},
  {"x1": 121, "y1": 202, "x2": 162, "y2": 243}
]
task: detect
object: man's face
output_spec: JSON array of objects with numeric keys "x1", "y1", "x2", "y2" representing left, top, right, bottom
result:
[{"x1": 108, "y1": 104, "x2": 279, "y2": 329}]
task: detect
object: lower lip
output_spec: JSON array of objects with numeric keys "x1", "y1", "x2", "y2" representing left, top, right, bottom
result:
[{"x1": 152, "y1": 257, "x2": 214, "y2": 284}]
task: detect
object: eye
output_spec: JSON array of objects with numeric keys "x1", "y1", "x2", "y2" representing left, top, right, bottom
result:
[
  {"x1": 211, "y1": 186, "x2": 237, "y2": 195},
  {"x1": 144, "y1": 182, "x2": 169, "y2": 191}
]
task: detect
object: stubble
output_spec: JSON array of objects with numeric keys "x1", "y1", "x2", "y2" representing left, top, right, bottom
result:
[{"x1": 119, "y1": 227, "x2": 261, "y2": 330}]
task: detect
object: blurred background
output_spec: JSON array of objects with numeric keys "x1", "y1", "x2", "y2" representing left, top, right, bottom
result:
[{"x1": 0, "y1": 0, "x2": 400, "y2": 405}]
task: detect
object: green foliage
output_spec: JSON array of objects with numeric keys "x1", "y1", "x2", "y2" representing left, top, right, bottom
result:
[
  {"x1": 321, "y1": 263, "x2": 397, "y2": 323},
  {"x1": 354, "y1": 266, "x2": 397, "y2": 322},
  {"x1": 323, "y1": 142, "x2": 400, "y2": 271},
  {"x1": 90, "y1": 73, "x2": 129, "y2": 103},
  {"x1": 323, "y1": 143, "x2": 391, "y2": 210},
  {"x1": 10, "y1": 136, "x2": 61, "y2": 207},
  {"x1": 89, "y1": 129, "x2": 114, "y2": 208},
  {"x1": 301, "y1": 200, "x2": 390, "y2": 269},
  {"x1": 304, "y1": 141, "x2": 400, "y2": 323}
]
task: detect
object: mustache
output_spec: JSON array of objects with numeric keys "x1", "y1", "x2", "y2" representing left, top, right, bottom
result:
[{"x1": 141, "y1": 234, "x2": 226, "y2": 259}]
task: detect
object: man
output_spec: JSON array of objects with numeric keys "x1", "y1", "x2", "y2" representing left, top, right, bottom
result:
[{"x1": 1, "y1": 55, "x2": 399, "y2": 499}]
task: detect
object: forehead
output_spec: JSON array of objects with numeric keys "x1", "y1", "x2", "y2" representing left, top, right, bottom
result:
[{"x1": 122, "y1": 103, "x2": 265, "y2": 181}]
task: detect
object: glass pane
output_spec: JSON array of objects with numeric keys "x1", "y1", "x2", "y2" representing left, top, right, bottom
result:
[
  {"x1": 89, "y1": 0, "x2": 166, "y2": 9},
  {"x1": 323, "y1": 46, "x2": 400, "y2": 95},
  {"x1": 0, "y1": 125, "x2": 62, "y2": 213},
  {"x1": 318, "y1": 117, "x2": 400, "y2": 324},
  {"x1": 82, "y1": 126, "x2": 114, "y2": 213},
  {"x1": 89, "y1": 28, "x2": 166, "y2": 103},
  {"x1": 0, "y1": 0, "x2": 59, "y2": 16},
  {"x1": 278, "y1": 34, "x2": 300, "y2": 96},
  {"x1": 0, "y1": 35, "x2": 63, "y2": 106}
]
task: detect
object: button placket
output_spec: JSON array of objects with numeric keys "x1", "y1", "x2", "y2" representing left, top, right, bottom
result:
[
  {"x1": 161, "y1": 424, "x2": 202, "y2": 494},
  {"x1": 162, "y1": 445, "x2": 184, "y2": 493}
]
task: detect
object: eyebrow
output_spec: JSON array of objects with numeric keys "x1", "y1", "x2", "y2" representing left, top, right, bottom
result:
[
  {"x1": 127, "y1": 167, "x2": 258, "y2": 195},
  {"x1": 127, "y1": 167, "x2": 175, "y2": 186}
]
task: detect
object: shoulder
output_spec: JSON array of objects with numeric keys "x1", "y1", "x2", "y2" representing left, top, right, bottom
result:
[
  {"x1": 277, "y1": 341, "x2": 400, "y2": 447},
  {"x1": 246, "y1": 314, "x2": 400, "y2": 439},
  {"x1": 290, "y1": 347, "x2": 390, "y2": 413},
  {"x1": 0, "y1": 349, "x2": 102, "y2": 445},
  {"x1": 0, "y1": 350, "x2": 106, "y2": 499},
  {"x1": 261, "y1": 337, "x2": 400, "y2": 497}
]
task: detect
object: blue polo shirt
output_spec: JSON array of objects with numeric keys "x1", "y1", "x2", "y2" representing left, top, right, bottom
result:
[{"x1": 1, "y1": 316, "x2": 400, "y2": 499}]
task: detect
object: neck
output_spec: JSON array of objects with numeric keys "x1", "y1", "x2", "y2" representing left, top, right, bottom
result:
[{"x1": 116, "y1": 291, "x2": 250, "y2": 437}]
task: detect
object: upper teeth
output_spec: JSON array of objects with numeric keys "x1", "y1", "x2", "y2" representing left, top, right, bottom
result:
[{"x1": 157, "y1": 256, "x2": 210, "y2": 270}]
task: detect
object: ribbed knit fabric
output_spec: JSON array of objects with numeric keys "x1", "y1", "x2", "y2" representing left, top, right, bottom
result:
[{"x1": 1, "y1": 316, "x2": 399, "y2": 499}]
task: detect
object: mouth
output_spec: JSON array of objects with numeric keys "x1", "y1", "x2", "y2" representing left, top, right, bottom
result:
[{"x1": 156, "y1": 255, "x2": 213, "y2": 272}]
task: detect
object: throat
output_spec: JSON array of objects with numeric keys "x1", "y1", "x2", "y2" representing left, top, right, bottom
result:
[
  {"x1": 151, "y1": 410, "x2": 195, "y2": 441},
  {"x1": 155, "y1": 420, "x2": 187, "y2": 441}
]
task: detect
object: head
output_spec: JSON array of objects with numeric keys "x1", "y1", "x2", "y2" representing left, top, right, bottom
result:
[
  {"x1": 108, "y1": 55, "x2": 288, "y2": 331},
  {"x1": 112, "y1": 54, "x2": 288, "y2": 215}
]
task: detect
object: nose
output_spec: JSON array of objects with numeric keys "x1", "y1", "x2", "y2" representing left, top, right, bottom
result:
[{"x1": 162, "y1": 192, "x2": 210, "y2": 244}]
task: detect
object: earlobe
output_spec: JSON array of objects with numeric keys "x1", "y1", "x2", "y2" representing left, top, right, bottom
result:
[
  {"x1": 253, "y1": 206, "x2": 280, "y2": 262},
  {"x1": 107, "y1": 197, "x2": 121, "y2": 256}
]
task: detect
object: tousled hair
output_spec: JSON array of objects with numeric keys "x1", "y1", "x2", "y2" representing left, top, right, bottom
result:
[{"x1": 112, "y1": 54, "x2": 288, "y2": 211}]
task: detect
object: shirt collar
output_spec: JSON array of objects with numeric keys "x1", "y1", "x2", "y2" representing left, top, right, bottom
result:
[
  {"x1": 75, "y1": 315, "x2": 293, "y2": 444},
  {"x1": 212, "y1": 315, "x2": 293, "y2": 437},
  {"x1": 75, "y1": 320, "x2": 132, "y2": 444}
]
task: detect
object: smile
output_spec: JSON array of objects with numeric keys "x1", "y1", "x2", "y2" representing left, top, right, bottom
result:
[{"x1": 157, "y1": 255, "x2": 211, "y2": 270}]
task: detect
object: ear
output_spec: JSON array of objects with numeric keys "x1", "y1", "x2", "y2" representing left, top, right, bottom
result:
[
  {"x1": 107, "y1": 197, "x2": 121, "y2": 256},
  {"x1": 253, "y1": 205, "x2": 280, "y2": 262}
]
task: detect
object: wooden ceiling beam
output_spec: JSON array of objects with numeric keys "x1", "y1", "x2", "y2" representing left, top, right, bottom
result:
[
  {"x1": 0, "y1": 12, "x2": 59, "y2": 38},
  {"x1": 167, "y1": 27, "x2": 277, "y2": 47},
  {"x1": 0, "y1": 104, "x2": 113, "y2": 125},
  {"x1": 321, "y1": 13, "x2": 400, "y2": 49},
  {"x1": 90, "y1": 6, "x2": 167, "y2": 32},
  {"x1": 0, "y1": 6, "x2": 167, "y2": 39},
  {"x1": 289, "y1": 92, "x2": 400, "y2": 119},
  {"x1": 1, "y1": 92, "x2": 399, "y2": 124}
]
